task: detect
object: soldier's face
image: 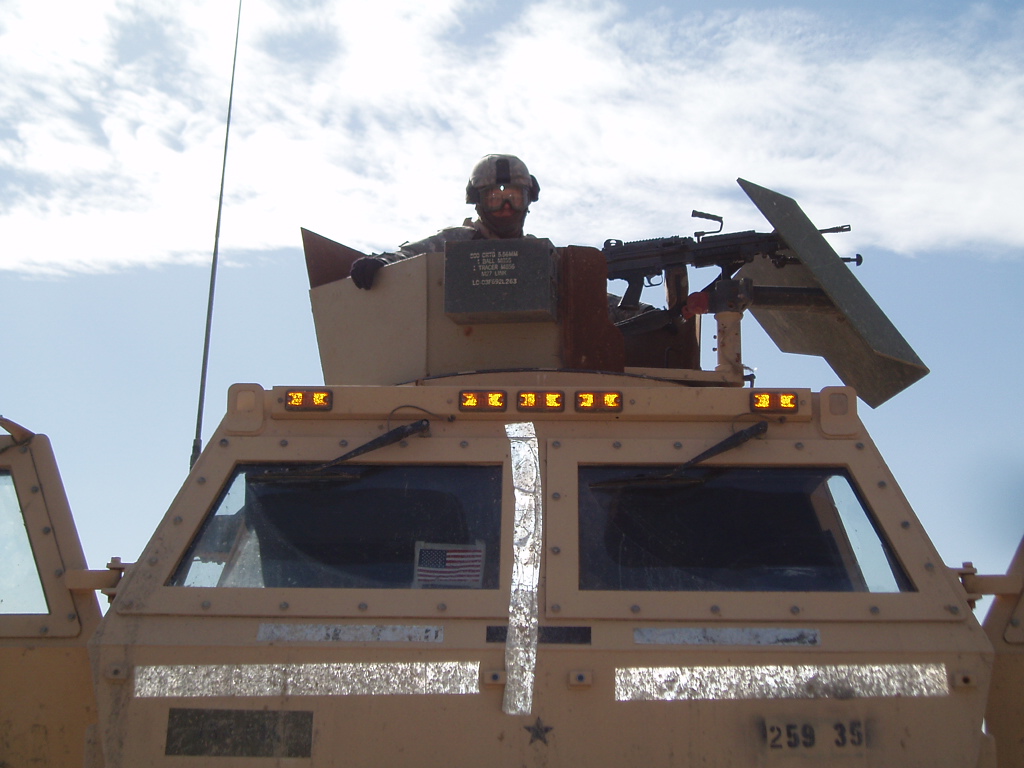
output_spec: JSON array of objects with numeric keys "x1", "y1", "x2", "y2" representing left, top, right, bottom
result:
[{"x1": 478, "y1": 196, "x2": 529, "y2": 239}]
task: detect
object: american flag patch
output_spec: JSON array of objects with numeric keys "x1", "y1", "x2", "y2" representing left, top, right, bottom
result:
[{"x1": 414, "y1": 541, "x2": 485, "y2": 588}]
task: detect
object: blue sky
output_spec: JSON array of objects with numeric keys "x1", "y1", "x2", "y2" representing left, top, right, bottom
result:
[{"x1": 1, "y1": 0, "x2": 1022, "y2": 609}]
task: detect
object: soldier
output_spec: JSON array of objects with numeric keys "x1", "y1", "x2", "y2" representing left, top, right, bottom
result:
[{"x1": 349, "y1": 154, "x2": 540, "y2": 290}]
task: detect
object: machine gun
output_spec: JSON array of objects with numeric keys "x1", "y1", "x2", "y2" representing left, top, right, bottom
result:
[
  {"x1": 603, "y1": 212, "x2": 854, "y2": 310},
  {"x1": 598, "y1": 178, "x2": 927, "y2": 408}
]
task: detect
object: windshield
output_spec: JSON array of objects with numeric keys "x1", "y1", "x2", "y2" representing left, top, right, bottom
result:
[
  {"x1": 170, "y1": 464, "x2": 503, "y2": 589},
  {"x1": 578, "y1": 466, "x2": 911, "y2": 592}
]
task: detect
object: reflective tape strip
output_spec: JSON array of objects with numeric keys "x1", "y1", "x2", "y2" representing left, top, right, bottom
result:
[
  {"x1": 256, "y1": 624, "x2": 443, "y2": 643},
  {"x1": 134, "y1": 661, "x2": 480, "y2": 698},
  {"x1": 615, "y1": 663, "x2": 949, "y2": 702},
  {"x1": 634, "y1": 628, "x2": 820, "y2": 646},
  {"x1": 503, "y1": 422, "x2": 543, "y2": 716}
]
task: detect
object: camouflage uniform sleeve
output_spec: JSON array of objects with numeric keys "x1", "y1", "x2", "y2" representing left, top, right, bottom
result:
[{"x1": 372, "y1": 225, "x2": 481, "y2": 263}]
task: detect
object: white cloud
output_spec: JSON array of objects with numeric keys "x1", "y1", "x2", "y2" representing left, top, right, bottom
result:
[{"x1": 1, "y1": 0, "x2": 1022, "y2": 274}]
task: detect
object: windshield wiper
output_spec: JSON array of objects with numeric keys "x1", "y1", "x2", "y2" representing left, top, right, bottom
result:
[
  {"x1": 589, "y1": 420, "x2": 768, "y2": 488},
  {"x1": 676, "y1": 419, "x2": 768, "y2": 469},
  {"x1": 258, "y1": 419, "x2": 432, "y2": 480},
  {"x1": 313, "y1": 418, "x2": 431, "y2": 471}
]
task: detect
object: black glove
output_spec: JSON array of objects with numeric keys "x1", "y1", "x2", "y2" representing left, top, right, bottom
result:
[{"x1": 350, "y1": 256, "x2": 387, "y2": 289}]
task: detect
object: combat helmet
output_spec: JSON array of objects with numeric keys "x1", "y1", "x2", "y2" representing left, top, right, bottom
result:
[{"x1": 465, "y1": 154, "x2": 540, "y2": 207}]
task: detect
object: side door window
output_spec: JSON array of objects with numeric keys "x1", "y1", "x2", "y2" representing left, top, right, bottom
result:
[{"x1": 0, "y1": 470, "x2": 49, "y2": 614}]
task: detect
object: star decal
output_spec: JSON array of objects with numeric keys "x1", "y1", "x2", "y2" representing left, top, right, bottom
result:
[{"x1": 524, "y1": 717, "x2": 554, "y2": 745}]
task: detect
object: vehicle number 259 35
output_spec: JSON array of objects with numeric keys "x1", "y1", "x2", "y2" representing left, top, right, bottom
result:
[{"x1": 764, "y1": 720, "x2": 865, "y2": 754}]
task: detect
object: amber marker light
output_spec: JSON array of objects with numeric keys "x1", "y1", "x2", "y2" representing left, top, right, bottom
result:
[
  {"x1": 750, "y1": 391, "x2": 799, "y2": 413},
  {"x1": 459, "y1": 391, "x2": 507, "y2": 412},
  {"x1": 517, "y1": 391, "x2": 565, "y2": 412},
  {"x1": 575, "y1": 391, "x2": 623, "y2": 412},
  {"x1": 284, "y1": 390, "x2": 333, "y2": 411}
]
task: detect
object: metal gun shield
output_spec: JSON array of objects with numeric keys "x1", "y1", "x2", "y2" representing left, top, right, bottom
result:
[{"x1": 736, "y1": 178, "x2": 928, "y2": 408}]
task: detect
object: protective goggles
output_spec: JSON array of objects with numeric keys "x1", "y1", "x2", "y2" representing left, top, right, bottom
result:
[{"x1": 478, "y1": 184, "x2": 530, "y2": 212}]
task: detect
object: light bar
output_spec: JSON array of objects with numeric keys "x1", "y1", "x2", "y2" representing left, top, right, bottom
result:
[
  {"x1": 750, "y1": 391, "x2": 799, "y2": 413},
  {"x1": 284, "y1": 390, "x2": 333, "y2": 411},
  {"x1": 517, "y1": 391, "x2": 565, "y2": 412},
  {"x1": 575, "y1": 391, "x2": 623, "y2": 413},
  {"x1": 459, "y1": 391, "x2": 507, "y2": 412}
]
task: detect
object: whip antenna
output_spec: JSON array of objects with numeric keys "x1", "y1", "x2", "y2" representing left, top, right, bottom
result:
[{"x1": 191, "y1": 0, "x2": 243, "y2": 469}]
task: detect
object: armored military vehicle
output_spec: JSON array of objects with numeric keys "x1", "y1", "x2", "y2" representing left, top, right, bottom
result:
[{"x1": 2, "y1": 180, "x2": 1021, "y2": 766}]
